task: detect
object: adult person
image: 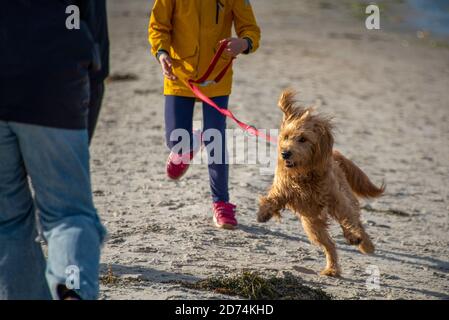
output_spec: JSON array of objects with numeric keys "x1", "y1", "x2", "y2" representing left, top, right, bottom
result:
[{"x1": 0, "y1": 0, "x2": 107, "y2": 300}]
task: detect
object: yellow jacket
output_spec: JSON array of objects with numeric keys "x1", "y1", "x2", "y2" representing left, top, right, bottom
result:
[{"x1": 149, "y1": 0, "x2": 261, "y2": 97}]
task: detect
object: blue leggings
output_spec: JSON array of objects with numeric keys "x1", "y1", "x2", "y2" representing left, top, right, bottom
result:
[{"x1": 165, "y1": 95, "x2": 229, "y2": 203}]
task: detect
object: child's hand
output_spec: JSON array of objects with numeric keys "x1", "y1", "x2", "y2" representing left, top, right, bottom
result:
[
  {"x1": 220, "y1": 38, "x2": 249, "y2": 58},
  {"x1": 158, "y1": 52, "x2": 177, "y2": 81}
]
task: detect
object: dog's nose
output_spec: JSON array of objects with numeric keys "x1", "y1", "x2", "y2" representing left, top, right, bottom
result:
[{"x1": 281, "y1": 150, "x2": 292, "y2": 159}]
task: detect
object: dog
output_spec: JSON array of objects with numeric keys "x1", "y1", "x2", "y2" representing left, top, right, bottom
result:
[{"x1": 257, "y1": 89, "x2": 385, "y2": 277}]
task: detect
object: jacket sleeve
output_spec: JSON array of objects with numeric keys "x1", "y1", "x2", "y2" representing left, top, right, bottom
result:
[
  {"x1": 148, "y1": 0, "x2": 174, "y2": 57},
  {"x1": 75, "y1": 0, "x2": 102, "y2": 72},
  {"x1": 232, "y1": 0, "x2": 261, "y2": 53},
  {"x1": 83, "y1": 0, "x2": 110, "y2": 80}
]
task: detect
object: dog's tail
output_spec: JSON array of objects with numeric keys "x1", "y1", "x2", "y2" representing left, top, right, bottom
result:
[{"x1": 333, "y1": 150, "x2": 385, "y2": 198}]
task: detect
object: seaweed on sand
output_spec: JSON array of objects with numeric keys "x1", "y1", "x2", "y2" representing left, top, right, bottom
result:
[{"x1": 177, "y1": 271, "x2": 331, "y2": 300}]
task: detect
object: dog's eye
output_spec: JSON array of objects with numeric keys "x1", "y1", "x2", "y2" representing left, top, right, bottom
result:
[{"x1": 297, "y1": 136, "x2": 306, "y2": 143}]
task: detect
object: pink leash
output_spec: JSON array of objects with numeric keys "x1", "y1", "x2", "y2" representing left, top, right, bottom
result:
[{"x1": 184, "y1": 40, "x2": 277, "y2": 144}]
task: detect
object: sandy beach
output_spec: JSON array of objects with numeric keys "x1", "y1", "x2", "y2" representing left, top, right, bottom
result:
[{"x1": 92, "y1": 0, "x2": 449, "y2": 299}]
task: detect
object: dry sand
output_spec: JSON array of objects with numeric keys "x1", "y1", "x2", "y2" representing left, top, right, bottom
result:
[{"x1": 92, "y1": 0, "x2": 449, "y2": 299}]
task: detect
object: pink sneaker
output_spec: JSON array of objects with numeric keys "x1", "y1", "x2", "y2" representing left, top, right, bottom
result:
[
  {"x1": 166, "y1": 152, "x2": 193, "y2": 180},
  {"x1": 213, "y1": 201, "x2": 237, "y2": 230},
  {"x1": 166, "y1": 130, "x2": 202, "y2": 180}
]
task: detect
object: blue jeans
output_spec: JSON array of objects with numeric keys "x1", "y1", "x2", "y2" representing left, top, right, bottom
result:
[
  {"x1": 165, "y1": 95, "x2": 229, "y2": 203},
  {"x1": 0, "y1": 121, "x2": 106, "y2": 300}
]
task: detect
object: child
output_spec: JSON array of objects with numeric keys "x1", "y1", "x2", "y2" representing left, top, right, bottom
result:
[{"x1": 149, "y1": 0, "x2": 260, "y2": 229}]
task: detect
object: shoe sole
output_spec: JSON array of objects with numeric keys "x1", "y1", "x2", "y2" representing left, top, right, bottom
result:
[
  {"x1": 213, "y1": 215, "x2": 237, "y2": 230},
  {"x1": 167, "y1": 169, "x2": 188, "y2": 181}
]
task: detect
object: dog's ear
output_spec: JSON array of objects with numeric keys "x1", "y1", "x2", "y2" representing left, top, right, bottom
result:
[
  {"x1": 278, "y1": 89, "x2": 297, "y2": 117},
  {"x1": 320, "y1": 123, "x2": 334, "y2": 157},
  {"x1": 299, "y1": 109, "x2": 311, "y2": 121},
  {"x1": 312, "y1": 120, "x2": 334, "y2": 165}
]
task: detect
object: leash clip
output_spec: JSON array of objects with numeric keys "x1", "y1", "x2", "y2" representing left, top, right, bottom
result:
[{"x1": 199, "y1": 80, "x2": 216, "y2": 87}]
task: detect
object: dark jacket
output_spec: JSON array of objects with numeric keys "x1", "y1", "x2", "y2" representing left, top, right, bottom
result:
[
  {"x1": 0, "y1": 0, "x2": 109, "y2": 129},
  {"x1": 87, "y1": 0, "x2": 110, "y2": 82}
]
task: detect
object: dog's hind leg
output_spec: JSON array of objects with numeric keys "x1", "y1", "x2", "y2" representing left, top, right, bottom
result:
[
  {"x1": 300, "y1": 215, "x2": 340, "y2": 277},
  {"x1": 340, "y1": 219, "x2": 374, "y2": 254},
  {"x1": 331, "y1": 197, "x2": 375, "y2": 254}
]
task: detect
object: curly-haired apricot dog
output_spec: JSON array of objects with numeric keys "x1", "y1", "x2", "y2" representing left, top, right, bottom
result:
[{"x1": 257, "y1": 89, "x2": 385, "y2": 277}]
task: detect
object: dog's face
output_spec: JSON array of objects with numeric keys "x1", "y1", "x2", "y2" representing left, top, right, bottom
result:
[
  {"x1": 277, "y1": 90, "x2": 333, "y2": 174},
  {"x1": 279, "y1": 113, "x2": 318, "y2": 170}
]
